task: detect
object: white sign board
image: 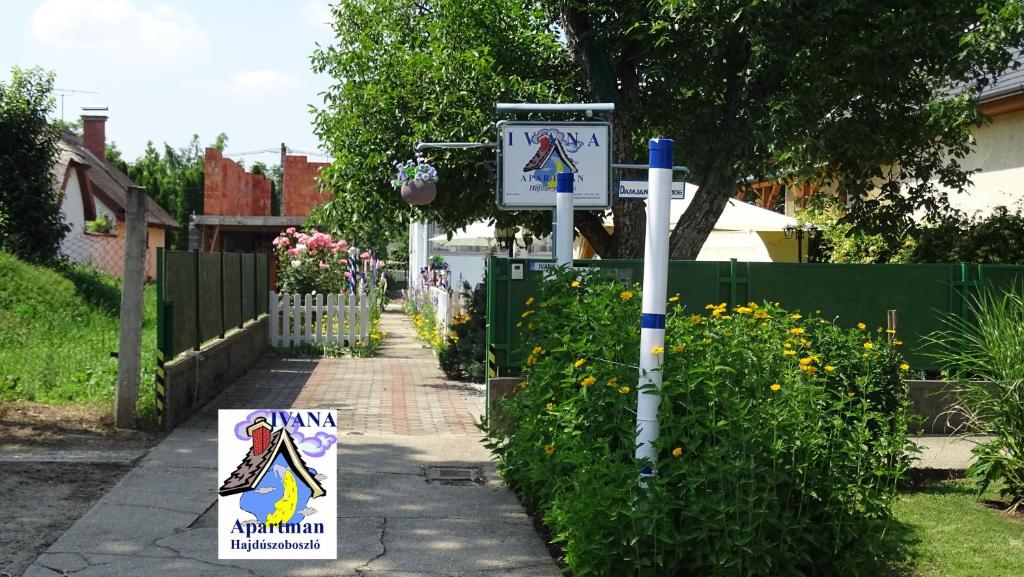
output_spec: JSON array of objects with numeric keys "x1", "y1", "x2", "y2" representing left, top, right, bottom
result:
[
  {"x1": 617, "y1": 180, "x2": 687, "y2": 199},
  {"x1": 498, "y1": 121, "x2": 611, "y2": 209}
]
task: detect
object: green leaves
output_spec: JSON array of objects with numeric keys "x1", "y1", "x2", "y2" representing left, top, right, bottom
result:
[
  {"x1": 485, "y1": 269, "x2": 914, "y2": 576},
  {"x1": 0, "y1": 67, "x2": 66, "y2": 263}
]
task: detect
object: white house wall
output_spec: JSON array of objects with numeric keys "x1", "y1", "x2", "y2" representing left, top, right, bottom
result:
[
  {"x1": 59, "y1": 169, "x2": 126, "y2": 278},
  {"x1": 948, "y1": 108, "x2": 1024, "y2": 216}
]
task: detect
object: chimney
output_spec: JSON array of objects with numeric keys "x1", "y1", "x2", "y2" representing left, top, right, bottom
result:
[
  {"x1": 81, "y1": 111, "x2": 108, "y2": 161},
  {"x1": 246, "y1": 417, "x2": 272, "y2": 455}
]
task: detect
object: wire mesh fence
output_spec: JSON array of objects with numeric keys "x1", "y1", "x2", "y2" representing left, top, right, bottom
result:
[{"x1": 60, "y1": 228, "x2": 157, "y2": 281}]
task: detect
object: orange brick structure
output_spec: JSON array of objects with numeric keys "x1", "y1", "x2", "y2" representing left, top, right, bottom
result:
[
  {"x1": 283, "y1": 155, "x2": 330, "y2": 216},
  {"x1": 203, "y1": 148, "x2": 271, "y2": 216}
]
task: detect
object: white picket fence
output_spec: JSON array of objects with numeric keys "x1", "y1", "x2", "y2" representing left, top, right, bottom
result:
[{"x1": 269, "y1": 292, "x2": 371, "y2": 347}]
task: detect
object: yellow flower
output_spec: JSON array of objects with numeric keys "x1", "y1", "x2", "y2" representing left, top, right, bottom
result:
[
  {"x1": 672, "y1": 447, "x2": 683, "y2": 457},
  {"x1": 824, "y1": 365, "x2": 835, "y2": 372},
  {"x1": 526, "y1": 355, "x2": 537, "y2": 366},
  {"x1": 618, "y1": 386, "x2": 631, "y2": 394},
  {"x1": 857, "y1": 322, "x2": 866, "y2": 330},
  {"x1": 893, "y1": 339, "x2": 904, "y2": 346},
  {"x1": 703, "y1": 338, "x2": 713, "y2": 345},
  {"x1": 783, "y1": 349, "x2": 796, "y2": 356},
  {"x1": 546, "y1": 402, "x2": 554, "y2": 410},
  {"x1": 521, "y1": 310, "x2": 534, "y2": 318},
  {"x1": 518, "y1": 380, "x2": 527, "y2": 389},
  {"x1": 754, "y1": 310, "x2": 769, "y2": 319},
  {"x1": 544, "y1": 444, "x2": 555, "y2": 456},
  {"x1": 886, "y1": 328, "x2": 896, "y2": 334},
  {"x1": 528, "y1": 323, "x2": 535, "y2": 330},
  {"x1": 516, "y1": 321, "x2": 523, "y2": 328},
  {"x1": 581, "y1": 375, "x2": 597, "y2": 387},
  {"x1": 668, "y1": 294, "x2": 680, "y2": 302},
  {"x1": 705, "y1": 304, "x2": 717, "y2": 310},
  {"x1": 799, "y1": 338, "x2": 811, "y2": 347},
  {"x1": 620, "y1": 290, "x2": 634, "y2": 301},
  {"x1": 791, "y1": 313, "x2": 802, "y2": 320},
  {"x1": 525, "y1": 296, "x2": 535, "y2": 306},
  {"x1": 848, "y1": 391, "x2": 856, "y2": 397},
  {"x1": 799, "y1": 357, "x2": 814, "y2": 366},
  {"x1": 800, "y1": 365, "x2": 817, "y2": 374},
  {"x1": 672, "y1": 344, "x2": 685, "y2": 353},
  {"x1": 532, "y1": 346, "x2": 544, "y2": 355},
  {"x1": 723, "y1": 331, "x2": 733, "y2": 337},
  {"x1": 815, "y1": 309, "x2": 821, "y2": 314},
  {"x1": 784, "y1": 342, "x2": 792, "y2": 349},
  {"x1": 788, "y1": 327, "x2": 805, "y2": 335},
  {"x1": 735, "y1": 306, "x2": 752, "y2": 314},
  {"x1": 876, "y1": 327, "x2": 884, "y2": 333},
  {"x1": 770, "y1": 383, "x2": 782, "y2": 392},
  {"x1": 900, "y1": 362, "x2": 910, "y2": 371},
  {"x1": 574, "y1": 358, "x2": 587, "y2": 368},
  {"x1": 607, "y1": 377, "x2": 619, "y2": 386},
  {"x1": 863, "y1": 342, "x2": 874, "y2": 350},
  {"x1": 650, "y1": 346, "x2": 664, "y2": 355},
  {"x1": 691, "y1": 315, "x2": 703, "y2": 325},
  {"x1": 571, "y1": 280, "x2": 581, "y2": 288}
]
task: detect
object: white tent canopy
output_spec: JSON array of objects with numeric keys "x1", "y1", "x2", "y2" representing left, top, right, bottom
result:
[{"x1": 600, "y1": 189, "x2": 796, "y2": 232}]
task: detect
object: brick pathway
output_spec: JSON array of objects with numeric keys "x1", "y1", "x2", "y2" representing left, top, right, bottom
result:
[
  {"x1": 24, "y1": 303, "x2": 557, "y2": 577},
  {"x1": 214, "y1": 304, "x2": 484, "y2": 435}
]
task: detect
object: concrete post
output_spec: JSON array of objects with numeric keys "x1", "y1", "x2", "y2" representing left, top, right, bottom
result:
[{"x1": 115, "y1": 186, "x2": 147, "y2": 428}]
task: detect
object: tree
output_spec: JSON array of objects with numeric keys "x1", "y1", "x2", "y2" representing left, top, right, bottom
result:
[
  {"x1": 312, "y1": 0, "x2": 1024, "y2": 259},
  {"x1": 0, "y1": 67, "x2": 67, "y2": 263}
]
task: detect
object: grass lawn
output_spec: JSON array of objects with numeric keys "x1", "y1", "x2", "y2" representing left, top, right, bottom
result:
[
  {"x1": 895, "y1": 480, "x2": 1024, "y2": 577},
  {"x1": 0, "y1": 251, "x2": 158, "y2": 426}
]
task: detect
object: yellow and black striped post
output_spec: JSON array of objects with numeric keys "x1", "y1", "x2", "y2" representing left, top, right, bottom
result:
[
  {"x1": 155, "y1": 349, "x2": 166, "y2": 428},
  {"x1": 488, "y1": 343, "x2": 498, "y2": 379}
]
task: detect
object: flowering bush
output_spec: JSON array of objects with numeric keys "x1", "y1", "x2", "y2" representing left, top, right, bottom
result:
[
  {"x1": 391, "y1": 154, "x2": 438, "y2": 189},
  {"x1": 438, "y1": 281, "x2": 486, "y2": 381},
  {"x1": 485, "y1": 269, "x2": 913, "y2": 577},
  {"x1": 272, "y1": 227, "x2": 350, "y2": 295}
]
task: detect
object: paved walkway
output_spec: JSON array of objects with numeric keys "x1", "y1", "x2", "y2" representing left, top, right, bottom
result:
[{"x1": 25, "y1": 305, "x2": 559, "y2": 577}]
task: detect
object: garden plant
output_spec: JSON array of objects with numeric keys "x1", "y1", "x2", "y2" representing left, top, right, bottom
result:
[
  {"x1": 485, "y1": 269, "x2": 914, "y2": 577},
  {"x1": 927, "y1": 287, "x2": 1024, "y2": 510},
  {"x1": 438, "y1": 280, "x2": 487, "y2": 381}
]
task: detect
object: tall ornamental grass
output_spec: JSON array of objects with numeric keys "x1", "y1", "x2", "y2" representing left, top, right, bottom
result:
[
  {"x1": 485, "y1": 269, "x2": 913, "y2": 577},
  {"x1": 927, "y1": 287, "x2": 1024, "y2": 510}
]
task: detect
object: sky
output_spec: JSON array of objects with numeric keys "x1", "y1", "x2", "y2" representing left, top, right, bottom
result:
[{"x1": 0, "y1": 0, "x2": 336, "y2": 168}]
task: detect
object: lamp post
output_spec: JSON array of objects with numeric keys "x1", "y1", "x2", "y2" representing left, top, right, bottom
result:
[
  {"x1": 783, "y1": 224, "x2": 820, "y2": 263},
  {"x1": 494, "y1": 225, "x2": 517, "y2": 258}
]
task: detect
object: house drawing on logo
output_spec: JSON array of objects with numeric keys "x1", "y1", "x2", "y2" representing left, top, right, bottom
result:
[
  {"x1": 523, "y1": 133, "x2": 578, "y2": 189},
  {"x1": 219, "y1": 417, "x2": 325, "y2": 524}
]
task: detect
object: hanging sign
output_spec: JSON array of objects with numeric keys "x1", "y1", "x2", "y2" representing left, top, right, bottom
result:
[
  {"x1": 617, "y1": 180, "x2": 687, "y2": 200},
  {"x1": 497, "y1": 121, "x2": 612, "y2": 209}
]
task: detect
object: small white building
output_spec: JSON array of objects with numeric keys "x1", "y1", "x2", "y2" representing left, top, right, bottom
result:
[{"x1": 55, "y1": 114, "x2": 180, "y2": 280}]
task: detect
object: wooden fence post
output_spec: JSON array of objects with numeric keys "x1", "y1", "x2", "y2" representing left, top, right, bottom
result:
[{"x1": 115, "y1": 186, "x2": 147, "y2": 429}]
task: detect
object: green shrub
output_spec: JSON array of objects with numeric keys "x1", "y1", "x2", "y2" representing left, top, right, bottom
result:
[
  {"x1": 485, "y1": 269, "x2": 913, "y2": 577},
  {"x1": 438, "y1": 280, "x2": 486, "y2": 381},
  {"x1": 926, "y1": 287, "x2": 1024, "y2": 509}
]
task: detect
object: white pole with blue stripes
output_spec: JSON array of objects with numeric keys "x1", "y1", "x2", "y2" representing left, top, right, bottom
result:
[
  {"x1": 636, "y1": 138, "x2": 674, "y2": 478},
  {"x1": 555, "y1": 172, "x2": 574, "y2": 268}
]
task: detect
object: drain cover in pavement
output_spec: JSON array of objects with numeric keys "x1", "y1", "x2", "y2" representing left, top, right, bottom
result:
[{"x1": 422, "y1": 465, "x2": 485, "y2": 485}]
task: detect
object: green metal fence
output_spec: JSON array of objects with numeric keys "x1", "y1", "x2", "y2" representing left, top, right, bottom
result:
[
  {"x1": 485, "y1": 256, "x2": 1024, "y2": 377},
  {"x1": 156, "y1": 248, "x2": 269, "y2": 360}
]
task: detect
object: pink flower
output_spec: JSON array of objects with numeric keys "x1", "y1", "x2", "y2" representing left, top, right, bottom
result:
[
  {"x1": 376, "y1": 261, "x2": 386, "y2": 270},
  {"x1": 344, "y1": 271, "x2": 352, "y2": 279},
  {"x1": 277, "y1": 237, "x2": 290, "y2": 247},
  {"x1": 286, "y1": 227, "x2": 297, "y2": 234},
  {"x1": 360, "y1": 251, "x2": 371, "y2": 260},
  {"x1": 318, "y1": 261, "x2": 330, "y2": 270},
  {"x1": 287, "y1": 248, "x2": 299, "y2": 257}
]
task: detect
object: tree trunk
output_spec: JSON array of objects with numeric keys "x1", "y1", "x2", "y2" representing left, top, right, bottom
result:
[
  {"x1": 668, "y1": 168, "x2": 735, "y2": 259},
  {"x1": 560, "y1": 4, "x2": 646, "y2": 259}
]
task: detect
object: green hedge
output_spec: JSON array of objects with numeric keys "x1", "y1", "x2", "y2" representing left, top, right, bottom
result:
[{"x1": 485, "y1": 269, "x2": 913, "y2": 576}]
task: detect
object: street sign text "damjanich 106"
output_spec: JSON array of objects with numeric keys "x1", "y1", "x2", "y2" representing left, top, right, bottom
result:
[
  {"x1": 617, "y1": 180, "x2": 687, "y2": 200},
  {"x1": 497, "y1": 121, "x2": 612, "y2": 210}
]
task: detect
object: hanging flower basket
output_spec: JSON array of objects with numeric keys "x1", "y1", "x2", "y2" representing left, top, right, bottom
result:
[
  {"x1": 401, "y1": 180, "x2": 437, "y2": 205},
  {"x1": 392, "y1": 154, "x2": 438, "y2": 205}
]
